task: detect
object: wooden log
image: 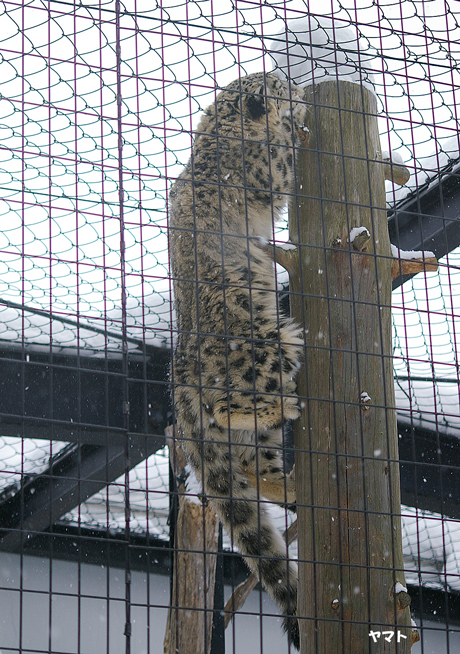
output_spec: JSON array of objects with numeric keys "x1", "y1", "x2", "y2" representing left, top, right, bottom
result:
[
  {"x1": 288, "y1": 80, "x2": 413, "y2": 653},
  {"x1": 164, "y1": 430, "x2": 220, "y2": 654}
]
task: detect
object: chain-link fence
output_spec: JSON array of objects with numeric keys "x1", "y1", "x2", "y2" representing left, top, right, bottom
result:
[{"x1": 1, "y1": 1, "x2": 460, "y2": 653}]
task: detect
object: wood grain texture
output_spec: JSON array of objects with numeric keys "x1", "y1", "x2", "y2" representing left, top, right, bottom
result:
[
  {"x1": 164, "y1": 437, "x2": 219, "y2": 654},
  {"x1": 289, "y1": 81, "x2": 412, "y2": 653}
]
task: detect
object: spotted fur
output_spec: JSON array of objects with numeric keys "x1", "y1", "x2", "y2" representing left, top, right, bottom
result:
[{"x1": 169, "y1": 72, "x2": 305, "y2": 648}]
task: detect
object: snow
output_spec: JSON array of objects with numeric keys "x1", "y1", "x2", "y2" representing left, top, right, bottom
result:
[
  {"x1": 394, "y1": 582, "x2": 408, "y2": 594},
  {"x1": 391, "y1": 244, "x2": 435, "y2": 260},
  {"x1": 276, "y1": 242, "x2": 297, "y2": 251},
  {"x1": 61, "y1": 446, "x2": 171, "y2": 537},
  {"x1": 395, "y1": 379, "x2": 460, "y2": 440},
  {"x1": 0, "y1": 438, "x2": 69, "y2": 493},
  {"x1": 269, "y1": 16, "x2": 376, "y2": 94},
  {"x1": 383, "y1": 151, "x2": 404, "y2": 165},
  {"x1": 181, "y1": 464, "x2": 204, "y2": 505},
  {"x1": 268, "y1": 18, "x2": 460, "y2": 212},
  {"x1": 277, "y1": 269, "x2": 289, "y2": 289}
]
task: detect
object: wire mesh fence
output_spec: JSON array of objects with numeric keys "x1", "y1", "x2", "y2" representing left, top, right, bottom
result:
[{"x1": 1, "y1": 0, "x2": 460, "y2": 653}]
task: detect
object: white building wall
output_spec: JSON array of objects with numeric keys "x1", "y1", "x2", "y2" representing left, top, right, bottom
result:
[{"x1": 0, "y1": 552, "x2": 458, "y2": 654}]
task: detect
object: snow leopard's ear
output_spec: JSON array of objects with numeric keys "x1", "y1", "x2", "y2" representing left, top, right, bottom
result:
[{"x1": 243, "y1": 88, "x2": 266, "y2": 120}]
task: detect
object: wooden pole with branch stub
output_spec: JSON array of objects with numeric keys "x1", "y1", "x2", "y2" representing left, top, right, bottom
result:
[
  {"x1": 164, "y1": 426, "x2": 220, "y2": 654},
  {"x1": 286, "y1": 80, "x2": 416, "y2": 653}
]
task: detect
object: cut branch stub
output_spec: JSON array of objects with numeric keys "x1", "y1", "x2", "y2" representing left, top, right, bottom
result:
[
  {"x1": 391, "y1": 255, "x2": 439, "y2": 280},
  {"x1": 396, "y1": 592, "x2": 412, "y2": 610},
  {"x1": 299, "y1": 125, "x2": 310, "y2": 146},
  {"x1": 348, "y1": 226, "x2": 371, "y2": 252},
  {"x1": 258, "y1": 240, "x2": 299, "y2": 275},
  {"x1": 384, "y1": 159, "x2": 411, "y2": 186}
]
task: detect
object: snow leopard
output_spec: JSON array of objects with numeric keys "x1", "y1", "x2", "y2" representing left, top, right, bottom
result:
[{"x1": 169, "y1": 72, "x2": 306, "y2": 648}]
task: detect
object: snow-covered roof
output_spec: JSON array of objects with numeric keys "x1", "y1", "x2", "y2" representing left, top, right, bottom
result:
[
  {"x1": 1, "y1": 246, "x2": 459, "y2": 435},
  {"x1": 388, "y1": 136, "x2": 460, "y2": 208},
  {"x1": 395, "y1": 379, "x2": 460, "y2": 439},
  {"x1": 392, "y1": 247, "x2": 460, "y2": 438},
  {"x1": 0, "y1": 289, "x2": 173, "y2": 357},
  {"x1": 2, "y1": 440, "x2": 458, "y2": 593}
]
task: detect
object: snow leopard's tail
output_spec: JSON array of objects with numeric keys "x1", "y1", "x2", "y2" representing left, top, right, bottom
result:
[
  {"x1": 213, "y1": 497, "x2": 299, "y2": 648},
  {"x1": 184, "y1": 427, "x2": 299, "y2": 650}
]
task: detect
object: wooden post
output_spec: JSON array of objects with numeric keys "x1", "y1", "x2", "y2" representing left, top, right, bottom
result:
[
  {"x1": 289, "y1": 81, "x2": 412, "y2": 653},
  {"x1": 164, "y1": 430, "x2": 220, "y2": 654}
]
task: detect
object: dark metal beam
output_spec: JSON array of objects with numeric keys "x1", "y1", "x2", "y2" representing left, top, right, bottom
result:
[
  {"x1": 15, "y1": 523, "x2": 173, "y2": 573},
  {"x1": 399, "y1": 422, "x2": 460, "y2": 521},
  {"x1": 0, "y1": 344, "x2": 170, "y2": 445},
  {"x1": 0, "y1": 419, "x2": 164, "y2": 448}
]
